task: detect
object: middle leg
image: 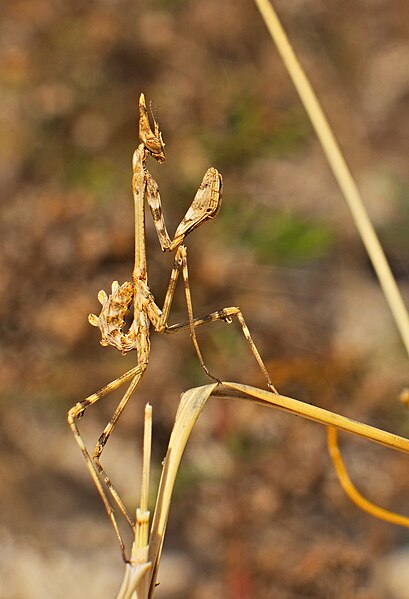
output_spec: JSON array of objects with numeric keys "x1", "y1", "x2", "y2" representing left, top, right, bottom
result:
[
  {"x1": 166, "y1": 305, "x2": 277, "y2": 393},
  {"x1": 147, "y1": 245, "x2": 221, "y2": 383},
  {"x1": 146, "y1": 245, "x2": 276, "y2": 392}
]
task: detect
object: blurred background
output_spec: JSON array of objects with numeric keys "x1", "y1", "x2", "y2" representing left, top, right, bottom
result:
[{"x1": 1, "y1": 0, "x2": 409, "y2": 597}]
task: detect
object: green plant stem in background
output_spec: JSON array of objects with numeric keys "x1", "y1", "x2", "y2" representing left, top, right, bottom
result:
[{"x1": 254, "y1": 0, "x2": 409, "y2": 358}]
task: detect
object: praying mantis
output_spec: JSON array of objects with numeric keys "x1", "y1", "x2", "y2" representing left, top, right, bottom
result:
[
  {"x1": 68, "y1": 94, "x2": 409, "y2": 576},
  {"x1": 67, "y1": 94, "x2": 276, "y2": 560}
]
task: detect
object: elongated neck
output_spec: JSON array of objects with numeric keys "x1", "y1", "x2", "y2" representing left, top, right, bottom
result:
[{"x1": 132, "y1": 145, "x2": 147, "y2": 282}]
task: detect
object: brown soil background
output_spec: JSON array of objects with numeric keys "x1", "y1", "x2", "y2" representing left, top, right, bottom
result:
[{"x1": 1, "y1": 1, "x2": 409, "y2": 598}]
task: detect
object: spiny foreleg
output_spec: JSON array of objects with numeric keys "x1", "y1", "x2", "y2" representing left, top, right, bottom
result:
[{"x1": 145, "y1": 167, "x2": 222, "y2": 253}]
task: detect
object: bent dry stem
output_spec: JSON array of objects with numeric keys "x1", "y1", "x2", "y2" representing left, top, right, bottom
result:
[{"x1": 117, "y1": 383, "x2": 409, "y2": 599}]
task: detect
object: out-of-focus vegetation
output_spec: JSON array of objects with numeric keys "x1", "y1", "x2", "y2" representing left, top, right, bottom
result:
[
  {"x1": 222, "y1": 202, "x2": 334, "y2": 264},
  {"x1": 1, "y1": 1, "x2": 409, "y2": 598}
]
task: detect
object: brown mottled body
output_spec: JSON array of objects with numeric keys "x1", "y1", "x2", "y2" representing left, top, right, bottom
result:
[{"x1": 68, "y1": 93, "x2": 275, "y2": 561}]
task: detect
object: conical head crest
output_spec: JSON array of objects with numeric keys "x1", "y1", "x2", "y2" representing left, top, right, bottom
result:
[{"x1": 139, "y1": 93, "x2": 165, "y2": 163}]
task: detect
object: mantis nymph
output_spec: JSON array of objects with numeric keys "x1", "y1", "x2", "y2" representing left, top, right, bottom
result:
[{"x1": 68, "y1": 94, "x2": 276, "y2": 560}]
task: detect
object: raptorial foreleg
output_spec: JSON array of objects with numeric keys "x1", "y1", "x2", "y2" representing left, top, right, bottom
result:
[{"x1": 145, "y1": 167, "x2": 222, "y2": 253}]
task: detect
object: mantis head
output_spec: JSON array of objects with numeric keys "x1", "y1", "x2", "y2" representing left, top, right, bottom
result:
[{"x1": 139, "y1": 93, "x2": 166, "y2": 163}]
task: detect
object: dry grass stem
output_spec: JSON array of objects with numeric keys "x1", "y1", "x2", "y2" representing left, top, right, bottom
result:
[
  {"x1": 115, "y1": 384, "x2": 217, "y2": 598},
  {"x1": 117, "y1": 406, "x2": 153, "y2": 599},
  {"x1": 214, "y1": 383, "x2": 409, "y2": 454},
  {"x1": 254, "y1": 0, "x2": 409, "y2": 356},
  {"x1": 115, "y1": 382, "x2": 409, "y2": 597},
  {"x1": 140, "y1": 404, "x2": 152, "y2": 526},
  {"x1": 327, "y1": 426, "x2": 409, "y2": 528},
  {"x1": 147, "y1": 384, "x2": 218, "y2": 597}
]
